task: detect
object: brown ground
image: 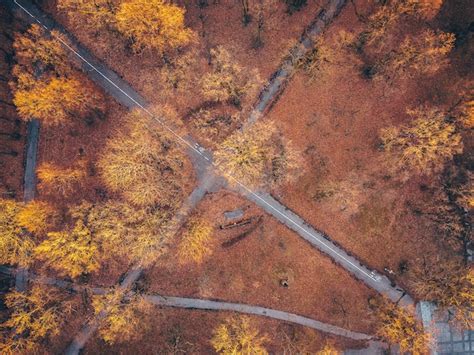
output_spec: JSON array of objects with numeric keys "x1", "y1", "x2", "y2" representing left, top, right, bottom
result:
[
  {"x1": 84, "y1": 307, "x2": 364, "y2": 354},
  {"x1": 267, "y1": 0, "x2": 472, "y2": 292},
  {"x1": 146, "y1": 190, "x2": 377, "y2": 335}
]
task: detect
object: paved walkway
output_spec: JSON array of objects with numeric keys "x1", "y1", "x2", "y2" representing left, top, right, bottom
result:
[
  {"x1": 241, "y1": 190, "x2": 414, "y2": 307},
  {"x1": 0, "y1": 266, "x2": 372, "y2": 342}
]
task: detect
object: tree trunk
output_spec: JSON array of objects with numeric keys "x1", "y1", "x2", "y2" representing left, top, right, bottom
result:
[{"x1": 241, "y1": 0, "x2": 251, "y2": 25}]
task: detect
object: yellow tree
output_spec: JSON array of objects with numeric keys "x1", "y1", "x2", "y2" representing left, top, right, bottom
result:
[
  {"x1": 0, "y1": 199, "x2": 35, "y2": 267},
  {"x1": 12, "y1": 24, "x2": 71, "y2": 77},
  {"x1": 211, "y1": 316, "x2": 268, "y2": 354},
  {"x1": 92, "y1": 289, "x2": 153, "y2": 344},
  {"x1": 0, "y1": 285, "x2": 73, "y2": 353},
  {"x1": 11, "y1": 24, "x2": 105, "y2": 125},
  {"x1": 178, "y1": 217, "x2": 214, "y2": 264},
  {"x1": 358, "y1": 0, "x2": 445, "y2": 48},
  {"x1": 13, "y1": 75, "x2": 105, "y2": 126},
  {"x1": 16, "y1": 200, "x2": 59, "y2": 235},
  {"x1": 372, "y1": 297, "x2": 430, "y2": 354},
  {"x1": 70, "y1": 200, "x2": 173, "y2": 266},
  {"x1": 115, "y1": 0, "x2": 194, "y2": 53},
  {"x1": 381, "y1": 106, "x2": 463, "y2": 176},
  {"x1": 410, "y1": 258, "x2": 473, "y2": 330},
  {"x1": 34, "y1": 220, "x2": 100, "y2": 278},
  {"x1": 317, "y1": 342, "x2": 341, "y2": 355},
  {"x1": 296, "y1": 31, "x2": 358, "y2": 82},
  {"x1": 37, "y1": 161, "x2": 86, "y2": 197},
  {"x1": 372, "y1": 30, "x2": 455, "y2": 80},
  {"x1": 215, "y1": 121, "x2": 302, "y2": 188},
  {"x1": 57, "y1": 0, "x2": 118, "y2": 30},
  {"x1": 98, "y1": 109, "x2": 190, "y2": 208},
  {"x1": 202, "y1": 46, "x2": 260, "y2": 106}
]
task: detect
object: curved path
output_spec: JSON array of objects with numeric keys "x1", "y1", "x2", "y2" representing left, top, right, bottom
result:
[
  {"x1": 0, "y1": 266, "x2": 372, "y2": 342},
  {"x1": 145, "y1": 295, "x2": 371, "y2": 341}
]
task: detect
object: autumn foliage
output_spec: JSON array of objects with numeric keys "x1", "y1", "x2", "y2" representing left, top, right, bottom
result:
[
  {"x1": 202, "y1": 46, "x2": 260, "y2": 106},
  {"x1": 381, "y1": 107, "x2": 463, "y2": 177},
  {"x1": 58, "y1": 0, "x2": 195, "y2": 54},
  {"x1": 371, "y1": 30, "x2": 455, "y2": 80},
  {"x1": 10, "y1": 24, "x2": 105, "y2": 125},
  {"x1": 0, "y1": 285, "x2": 73, "y2": 353},
  {"x1": 178, "y1": 217, "x2": 214, "y2": 264},
  {"x1": 37, "y1": 161, "x2": 86, "y2": 197},
  {"x1": 98, "y1": 109, "x2": 190, "y2": 208},
  {"x1": 70, "y1": 200, "x2": 173, "y2": 265},
  {"x1": 16, "y1": 200, "x2": 58, "y2": 235},
  {"x1": 410, "y1": 258, "x2": 474, "y2": 330},
  {"x1": 211, "y1": 316, "x2": 268, "y2": 354},
  {"x1": 35, "y1": 220, "x2": 100, "y2": 278},
  {"x1": 215, "y1": 121, "x2": 303, "y2": 188},
  {"x1": 372, "y1": 297, "x2": 430, "y2": 354},
  {"x1": 93, "y1": 289, "x2": 153, "y2": 344},
  {"x1": 0, "y1": 199, "x2": 35, "y2": 267}
]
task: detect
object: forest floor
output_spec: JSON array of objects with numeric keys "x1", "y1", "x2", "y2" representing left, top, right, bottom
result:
[{"x1": 268, "y1": 0, "x2": 473, "y2": 292}]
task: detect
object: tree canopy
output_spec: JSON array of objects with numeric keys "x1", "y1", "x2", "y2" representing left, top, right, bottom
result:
[
  {"x1": 10, "y1": 24, "x2": 105, "y2": 125},
  {"x1": 211, "y1": 316, "x2": 268, "y2": 354},
  {"x1": 0, "y1": 285, "x2": 73, "y2": 353},
  {"x1": 372, "y1": 297, "x2": 429, "y2": 354},
  {"x1": 215, "y1": 121, "x2": 302, "y2": 188},
  {"x1": 0, "y1": 199, "x2": 35, "y2": 267},
  {"x1": 116, "y1": 0, "x2": 195, "y2": 53},
  {"x1": 381, "y1": 107, "x2": 463, "y2": 176},
  {"x1": 98, "y1": 109, "x2": 190, "y2": 208}
]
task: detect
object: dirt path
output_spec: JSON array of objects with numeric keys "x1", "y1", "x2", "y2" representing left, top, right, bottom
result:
[
  {"x1": 247, "y1": 0, "x2": 347, "y2": 124},
  {"x1": 0, "y1": 266, "x2": 373, "y2": 342},
  {"x1": 15, "y1": 101, "x2": 41, "y2": 293}
]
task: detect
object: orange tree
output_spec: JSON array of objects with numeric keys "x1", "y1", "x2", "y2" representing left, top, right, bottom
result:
[{"x1": 10, "y1": 24, "x2": 105, "y2": 125}]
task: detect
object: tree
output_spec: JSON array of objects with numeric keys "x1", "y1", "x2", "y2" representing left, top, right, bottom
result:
[
  {"x1": 98, "y1": 109, "x2": 190, "y2": 208},
  {"x1": 410, "y1": 258, "x2": 473, "y2": 330},
  {"x1": 215, "y1": 121, "x2": 303, "y2": 188},
  {"x1": 372, "y1": 297, "x2": 430, "y2": 354},
  {"x1": 13, "y1": 75, "x2": 104, "y2": 126},
  {"x1": 70, "y1": 200, "x2": 173, "y2": 266},
  {"x1": 16, "y1": 200, "x2": 59, "y2": 235},
  {"x1": 0, "y1": 199, "x2": 35, "y2": 267},
  {"x1": 201, "y1": 46, "x2": 260, "y2": 106},
  {"x1": 178, "y1": 217, "x2": 214, "y2": 264},
  {"x1": 115, "y1": 0, "x2": 195, "y2": 53},
  {"x1": 37, "y1": 161, "x2": 86, "y2": 197},
  {"x1": 11, "y1": 25, "x2": 105, "y2": 125},
  {"x1": 357, "y1": 0, "x2": 444, "y2": 48},
  {"x1": 0, "y1": 285, "x2": 73, "y2": 353},
  {"x1": 12, "y1": 24, "x2": 71, "y2": 77},
  {"x1": 211, "y1": 316, "x2": 268, "y2": 354},
  {"x1": 296, "y1": 32, "x2": 356, "y2": 81},
  {"x1": 57, "y1": 0, "x2": 118, "y2": 31},
  {"x1": 34, "y1": 220, "x2": 100, "y2": 278},
  {"x1": 317, "y1": 342, "x2": 340, "y2": 355},
  {"x1": 371, "y1": 30, "x2": 455, "y2": 81},
  {"x1": 92, "y1": 289, "x2": 153, "y2": 344},
  {"x1": 380, "y1": 107, "x2": 463, "y2": 177}
]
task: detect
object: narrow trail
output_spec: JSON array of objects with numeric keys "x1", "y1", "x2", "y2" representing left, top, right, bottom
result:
[
  {"x1": 0, "y1": 266, "x2": 373, "y2": 341},
  {"x1": 8, "y1": 0, "x2": 411, "y2": 352},
  {"x1": 246, "y1": 0, "x2": 346, "y2": 124}
]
